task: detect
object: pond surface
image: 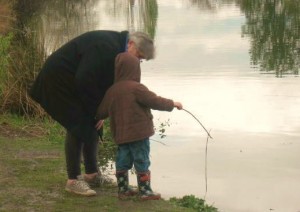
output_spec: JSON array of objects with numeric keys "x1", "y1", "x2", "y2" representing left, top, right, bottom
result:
[{"x1": 36, "y1": 0, "x2": 300, "y2": 211}]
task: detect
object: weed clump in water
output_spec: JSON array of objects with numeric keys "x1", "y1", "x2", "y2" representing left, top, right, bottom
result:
[{"x1": 170, "y1": 195, "x2": 218, "y2": 212}]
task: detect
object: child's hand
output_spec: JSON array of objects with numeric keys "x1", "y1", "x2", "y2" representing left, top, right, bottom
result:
[{"x1": 174, "y1": 102, "x2": 183, "y2": 110}]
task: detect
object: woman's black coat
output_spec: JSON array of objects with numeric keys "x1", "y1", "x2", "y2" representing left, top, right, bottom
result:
[{"x1": 30, "y1": 30, "x2": 128, "y2": 139}]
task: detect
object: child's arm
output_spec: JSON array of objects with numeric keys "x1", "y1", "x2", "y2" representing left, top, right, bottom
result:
[{"x1": 135, "y1": 84, "x2": 183, "y2": 111}]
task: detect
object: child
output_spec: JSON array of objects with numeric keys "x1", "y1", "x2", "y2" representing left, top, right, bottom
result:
[{"x1": 96, "y1": 52, "x2": 182, "y2": 200}]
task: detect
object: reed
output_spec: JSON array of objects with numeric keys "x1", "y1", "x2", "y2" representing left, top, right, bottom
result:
[
  {"x1": 0, "y1": 0, "x2": 47, "y2": 117},
  {"x1": 0, "y1": 33, "x2": 12, "y2": 101},
  {"x1": 1, "y1": 28, "x2": 47, "y2": 117},
  {"x1": 0, "y1": 0, "x2": 15, "y2": 35}
]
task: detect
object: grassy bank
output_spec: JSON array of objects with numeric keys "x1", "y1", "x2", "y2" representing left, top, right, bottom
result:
[{"x1": 0, "y1": 114, "x2": 219, "y2": 212}]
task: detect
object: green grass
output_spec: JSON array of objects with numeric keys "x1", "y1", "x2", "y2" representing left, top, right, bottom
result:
[
  {"x1": 170, "y1": 195, "x2": 218, "y2": 212},
  {"x1": 0, "y1": 114, "x2": 201, "y2": 212}
]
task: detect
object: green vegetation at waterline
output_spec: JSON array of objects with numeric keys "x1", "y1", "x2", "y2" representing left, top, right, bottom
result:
[{"x1": 170, "y1": 195, "x2": 218, "y2": 212}]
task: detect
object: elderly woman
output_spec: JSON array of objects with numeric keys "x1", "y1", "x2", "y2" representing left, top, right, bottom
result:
[{"x1": 30, "y1": 30, "x2": 155, "y2": 196}]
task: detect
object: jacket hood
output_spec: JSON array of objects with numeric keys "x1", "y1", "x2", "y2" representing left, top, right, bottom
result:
[{"x1": 114, "y1": 52, "x2": 141, "y2": 83}]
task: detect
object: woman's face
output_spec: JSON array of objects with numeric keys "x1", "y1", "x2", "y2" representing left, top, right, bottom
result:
[{"x1": 127, "y1": 41, "x2": 144, "y2": 60}]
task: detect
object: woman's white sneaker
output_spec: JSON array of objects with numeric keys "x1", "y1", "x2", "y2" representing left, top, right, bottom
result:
[{"x1": 65, "y1": 180, "x2": 96, "y2": 196}]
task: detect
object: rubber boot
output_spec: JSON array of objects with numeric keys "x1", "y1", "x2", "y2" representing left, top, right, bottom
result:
[
  {"x1": 116, "y1": 171, "x2": 138, "y2": 199},
  {"x1": 137, "y1": 171, "x2": 161, "y2": 200}
]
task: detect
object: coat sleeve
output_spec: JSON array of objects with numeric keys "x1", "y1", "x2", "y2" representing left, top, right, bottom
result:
[
  {"x1": 75, "y1": 43, "x2": 115, "y2": 118},
  {"x1": 134, "y1": 84, "x2": 174, "y2": 112}
]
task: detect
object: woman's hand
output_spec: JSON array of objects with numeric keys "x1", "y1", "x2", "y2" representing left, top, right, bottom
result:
[{"x1": 95, "y1": 119, "x2": 104, "y2": 130}]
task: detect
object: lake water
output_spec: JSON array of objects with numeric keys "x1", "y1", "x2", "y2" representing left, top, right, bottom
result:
[{"x1": 37, "y1": 0, "x2": 300, "y2": 211}]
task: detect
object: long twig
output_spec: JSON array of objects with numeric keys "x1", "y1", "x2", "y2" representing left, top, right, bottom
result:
[
  {"x1": 150, "y1": 138, "x2": 168, "y2": 146},
  {"x1": 182, "y1": 108, "x2": 212, "y2": 200},
  {"x1": 204, "y1": 129, "x2": 211, "y2": 200},
  {"x1": 182, "y1": 108, "x2": 213, "y2": 139}
]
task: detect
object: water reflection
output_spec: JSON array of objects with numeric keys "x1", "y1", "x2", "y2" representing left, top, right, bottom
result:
[
  {"x1": 185, "y1": 0, "x2": 300, "y2": 77},
  {"x1": 23, "y1": 0, "x2": 300, "y2": 76},
  {"x1": 188, "y1": 0, "x2": 234, "y2": 10},
  {"x1": 38, "y1": 0, "x2": 100, "y2": 52},
  {"x1": 37, "y1": 0, "x2": 158, "y2": 53},
  {"x1": 127, "y1": 0, "x2": 158, "y2": 38},
  {"x1": 238, "y1": 0, "x2": 300, "y2": 76},
  {"x1": 32, "y1": 0, "x2": 300, "y2": 77},
  {"x1": 94, "y1": 0, "x2": 158, "y2": 38}
]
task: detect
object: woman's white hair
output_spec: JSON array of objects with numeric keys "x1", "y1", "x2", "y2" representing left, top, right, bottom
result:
[{"x1": 129, "y1": 32, "x2": 155, "y2": 60}]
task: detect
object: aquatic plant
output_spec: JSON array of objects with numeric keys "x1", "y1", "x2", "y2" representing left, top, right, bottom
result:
[{"x1": 170, "y1": 195, "x2": 218, "y2": 212}]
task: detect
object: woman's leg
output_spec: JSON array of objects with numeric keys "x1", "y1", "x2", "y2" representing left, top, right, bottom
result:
[
  {"x1": 82, "y1": 127, "x2": 99, "y2": 175},
  {"x1": 65, "y1": 130, "x2": 96, "y2": 196},
  {"x1": 81, "y1": 125, "x2": 109, "y2": 187},
  {"x1": 65, "y1": 131, "x2": 82, "y2": 179},
  {"x1": 82, "y1": 124, "x2": 115, "y2": 187}
]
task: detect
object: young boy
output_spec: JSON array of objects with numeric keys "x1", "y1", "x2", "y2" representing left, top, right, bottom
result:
[{"x1": 95, "y1": 52, "x2": 182, "y2": 200}]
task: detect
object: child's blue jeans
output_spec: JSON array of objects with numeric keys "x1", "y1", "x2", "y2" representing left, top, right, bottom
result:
[{"x1": 116, "y1": 138, "x2": 150, "y2": 172}]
